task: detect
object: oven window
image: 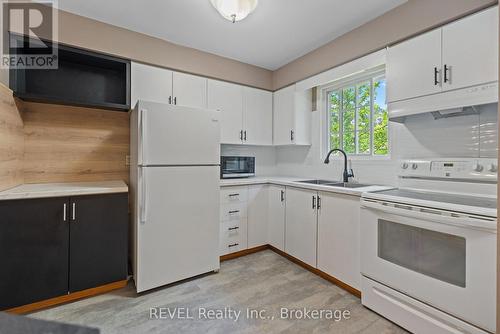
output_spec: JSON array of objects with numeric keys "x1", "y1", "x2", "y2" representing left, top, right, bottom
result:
[{"x1": 378, "y1": 219, "x2": 466, "y2": 287}]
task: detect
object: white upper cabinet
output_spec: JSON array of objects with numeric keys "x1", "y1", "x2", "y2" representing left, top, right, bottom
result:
[
  {"x1": 285, "y1": 187, "x2": 318, "y2": 267},
  {"x1": 172, "y1": 72, "x2": 207, "y2": 109},
  {"x1": 442, "y1": 6, "x2": 499, "y2": 91},
  {"x1": 387, "y1": 6, "x2": 498, "y2": 103},
  {"x1": 208, "y1": 80, "x2": 243, "y2": 144},
  {"x1": 131, "y1": 62, "x2": 173, "y2": 107},
  {"x1": 208, "y1": 79, "x2": 273, "y2": 145},
  {"x1": 273, "y1": 85, "x2": 311, "y2": 146},
  {"x1": 387, "y1": 29, "x2": 442, "y2": 103},
  {"x1": 243, "y1": 87, "x2": 273, "y2": 145},
  {"x1": 267, "y1": 185, "x2": 286, "y2": 251},
  {"x1": 131, "y1": 62, "x2": 207, "y2": 109},
  {"x1": 317, "y1": 192, "x2": 361, "y2": 290}
]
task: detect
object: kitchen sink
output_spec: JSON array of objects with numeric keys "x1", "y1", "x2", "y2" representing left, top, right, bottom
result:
[
  {"x1": 327, "y1": 182, "x2": 372, "y2": 188},
  {"x1": 296, "y1": 179, "x2": 339, "y2": 185},
  {"x1": 296, "y1": 180, "x2": 373, "y2": 188}
]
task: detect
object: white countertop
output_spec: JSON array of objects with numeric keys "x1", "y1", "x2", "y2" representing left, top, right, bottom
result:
[
  {"x1": 0, "y1": 181, "x2": 128, "y2": 201},
  {"x1": 220, "y1": 176, "x2": 394, "y2": 196}
]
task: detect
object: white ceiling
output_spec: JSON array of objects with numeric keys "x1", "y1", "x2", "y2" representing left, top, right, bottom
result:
[{"x1": 57, "y1": 0, "x2": 407, "y2": 70}]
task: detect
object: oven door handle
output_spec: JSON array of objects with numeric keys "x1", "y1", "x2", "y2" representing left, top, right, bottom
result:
[{"x1": 361, "y1": 199, "x2": 497, "y2": 232}]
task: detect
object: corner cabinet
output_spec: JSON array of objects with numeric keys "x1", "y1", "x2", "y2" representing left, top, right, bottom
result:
[
  {"x1": 267, "y1": 185, "x2": 286, "y2": 251},
  {"x1": 247, "y1": 185, "x2": 269, "y2": 248},
  {"x1": 0, "y1": 193, "x2": 128, "y2": 311},
  {"x1": 387, "y1": 6, "x2": 498, "y2": 103},
  {"x1": 273, "y1": 85, "x2": 312, "y2": 146},
  {"x1": 208, "y1": 79, "x2": 273, "y2": 145}
]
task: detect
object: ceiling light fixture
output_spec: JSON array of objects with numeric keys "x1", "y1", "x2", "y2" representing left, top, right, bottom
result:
[{"x1": 210, "y1": 0, "x2": 258, "y2": 23}]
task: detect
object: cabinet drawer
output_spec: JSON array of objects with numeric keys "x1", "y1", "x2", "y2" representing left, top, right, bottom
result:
[
  {"x1": 219, "y1": 220, "x2": 247, "y2": 255},
  {"x1": 220, "y1": 187, "x2": 248, "y2": 204},
  {"x1": 220, "y1": 203, "x2": 247, "y2": 222}
]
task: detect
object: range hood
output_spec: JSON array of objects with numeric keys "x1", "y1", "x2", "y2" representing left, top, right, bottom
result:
[{"x1": 388, "y1": 81, "x2": 498, "y2": 123}]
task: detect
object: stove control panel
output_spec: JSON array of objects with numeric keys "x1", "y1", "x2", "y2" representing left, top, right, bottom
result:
[{"x1": 399, "y1": 159, "x2": 498, "y2": 180}]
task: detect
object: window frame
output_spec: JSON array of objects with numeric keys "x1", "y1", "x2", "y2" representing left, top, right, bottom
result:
[{"x1": 320, "y1": 66, "x2": 390, "y2": 160}]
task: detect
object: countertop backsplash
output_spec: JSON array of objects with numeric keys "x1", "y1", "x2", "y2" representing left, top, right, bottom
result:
[{"x1": 223, "y1": 103, "x2": 498, "y2": 187}]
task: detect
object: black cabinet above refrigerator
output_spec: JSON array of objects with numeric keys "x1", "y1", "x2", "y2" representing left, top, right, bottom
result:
[{"x1": 9, "y1": 35, "x2": 131, "y2": 111}]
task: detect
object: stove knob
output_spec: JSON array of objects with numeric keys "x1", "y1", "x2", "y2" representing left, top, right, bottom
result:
[
  {"x1": 401, "y1": 162, "x2": 409, "y2": 170},
  {"x1": 411, "y1": 163, "x2": 418, "y2": 170},
  {"x1": 472, "y1": 162, "x2": 484, "y2": 172},
  {"x1": 488, "y1": 164, "x2": 497, "y2": 173}
]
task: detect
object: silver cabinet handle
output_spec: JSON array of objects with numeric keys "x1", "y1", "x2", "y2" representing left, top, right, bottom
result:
[
  {"x1": 228, "y1": 193, "x2": 239, "y2": 197},
  {"x1": 291, "y1": 130, "x2": 294, "y2": 141},
  {"x1": 71, "y1": 203, "x2": 76, "y2": 221},
  {"x1": 63, "y1": 203, "x2": 67, "y2": 222},
  {"x1": 228, "y1": 243, "x2": 239, "y2": 248},
  {"x1": 280, "y1": 190, "x2": 285, "y2": 202},
  {"x1": 312, "y1": 195, "x2": 316, "y2": 209},
  {"x1": 228, "y1": 227, "x2": 239, "y2": 231},
  {"x1": 317, "y1": 196, "x2": 321, "y2": 209},
  {"x1": 228, "y1": 210, "x2": 240, "y2": 214},
  {"x1": 244, "y1": 130, "x2": 247, "y2": 141},
  {"x1": 168, "y1": 96, "x2": 172, "y2": 104},
  {"x1": 239, "y1": 130, "x2": 243, "y2": 141},
  {"x1": 173, "y1": 97, "x2": 177, "y2": 105}
]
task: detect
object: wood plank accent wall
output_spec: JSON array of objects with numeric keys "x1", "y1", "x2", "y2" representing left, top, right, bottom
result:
[
  {"x1": 19, "y1": 101, "x2": 129, "y2": 184},
  {"x1": 0, "y1": 84, "x2": 24, "y2": 191}
]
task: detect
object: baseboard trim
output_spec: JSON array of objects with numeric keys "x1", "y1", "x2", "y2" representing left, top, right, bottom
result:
[
  {"x1": 229, "y1": 245, "x2": 361, "y2": 298},
  {"x1": 6, "y1": 279, "x2": 128, "y2": 314},
  {"x1": 220, "y1": 245, "x2": 269, "y2": 261}
]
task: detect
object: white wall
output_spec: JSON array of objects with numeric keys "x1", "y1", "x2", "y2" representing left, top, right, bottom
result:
[
  {"x1": 221, "y1": 103, "x2": 497, "y2": 186},
  {"x1": 274, "y1": 103, "x2": 498, "y2": 186}
]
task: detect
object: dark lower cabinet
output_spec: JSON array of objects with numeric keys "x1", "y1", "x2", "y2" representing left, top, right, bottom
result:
[
  {"x1": 69, "y1": 194, "x2": 128, "y2": 292},
  {"x1": 0, "y1": 197, "x2": 69, "y2": 310},
  {"x1": 0, "y1": 193, "x2": 128, "y2": 310}
]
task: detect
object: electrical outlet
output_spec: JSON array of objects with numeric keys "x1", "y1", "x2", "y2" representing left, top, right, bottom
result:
[{"x1": 125, "y1": 155, "x2": 130, "y2": 166}]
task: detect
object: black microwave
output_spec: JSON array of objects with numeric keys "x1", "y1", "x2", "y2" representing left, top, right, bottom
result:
[{"x1": 221, "y1": 156, "x2": 255, "y2": 179}]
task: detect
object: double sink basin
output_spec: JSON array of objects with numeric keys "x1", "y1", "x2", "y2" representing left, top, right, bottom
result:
[{"x1": 296, "y1": 179, "x2": 371, "y2": 189}]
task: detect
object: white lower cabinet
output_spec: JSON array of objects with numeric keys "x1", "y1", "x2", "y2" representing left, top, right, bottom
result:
[
  {"x1": 247, "y1": 185, "x2": 269, "y2": 248},
  {"x1": 220, "y1": 184, "x2": 361, "y2": 292},
  {"x1": 267, "y1": 185, "x2": 286, "y2": 251},
  {"x1": 284, "y1": 187, "x2": 318, "y2": 267},
  {"x1": 317, "y1": 192, "x2": 361, "y2": 290}
]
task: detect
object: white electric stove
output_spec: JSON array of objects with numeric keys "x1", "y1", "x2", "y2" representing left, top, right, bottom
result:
[{"x1": 360, "y1": 158, "x2": 497, "y2": 334}]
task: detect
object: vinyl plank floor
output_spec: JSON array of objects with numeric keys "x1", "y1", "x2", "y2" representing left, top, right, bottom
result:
[{"x1": 30, "y1": 250, "x2": 408, "y2": 334}]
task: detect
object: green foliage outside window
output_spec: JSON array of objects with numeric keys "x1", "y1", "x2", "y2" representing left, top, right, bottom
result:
[{"x1": 328, "y1": 76, "x2": 388, "y2": 156}]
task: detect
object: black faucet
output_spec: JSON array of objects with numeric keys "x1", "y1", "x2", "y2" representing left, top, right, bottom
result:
[{"x1": 324, "y1": 148, "x2": 354, "y2": 183}]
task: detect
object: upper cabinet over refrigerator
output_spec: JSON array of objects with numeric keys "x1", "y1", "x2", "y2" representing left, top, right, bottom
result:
[
  {"x1": 387, "y1": 6, "x2": 498, "y2": 120},
  {"x1": 131, "y1": 101, "x2": 220, "y2": 166},
  {"x1": 131, "y1": 62, "x2": 207, "y2": 109}
]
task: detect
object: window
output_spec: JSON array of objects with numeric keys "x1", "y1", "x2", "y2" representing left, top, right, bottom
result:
[{"x1": 326, "y1": 73, "x2": 388, "y2": 156}]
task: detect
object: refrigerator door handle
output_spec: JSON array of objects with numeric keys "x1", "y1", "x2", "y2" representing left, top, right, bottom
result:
[
  {"x1": 140, "y1": 169, "x2": 147, "y2": 224},
  {"x1": 140, "y1": 109, "x2": 148, "y2": 164}
]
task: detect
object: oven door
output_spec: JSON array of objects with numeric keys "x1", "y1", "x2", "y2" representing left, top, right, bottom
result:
[{"x1": 360, "y1": 198, "x2": 496, "y2": 332}]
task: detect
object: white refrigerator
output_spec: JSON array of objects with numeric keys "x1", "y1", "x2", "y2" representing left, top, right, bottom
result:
[{"x1": 130, "y1": 100, "x2": 220, "y2": 293}]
